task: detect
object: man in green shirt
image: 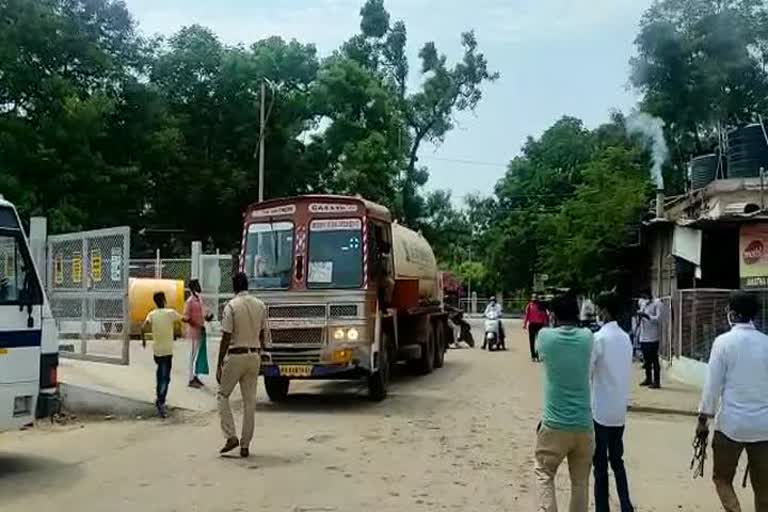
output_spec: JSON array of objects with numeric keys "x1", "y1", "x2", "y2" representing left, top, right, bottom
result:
[{"x1": 535, "y1": 293, "x2": 594, "y2": 512}]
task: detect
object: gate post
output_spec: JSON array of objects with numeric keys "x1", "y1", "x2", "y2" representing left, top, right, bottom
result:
[
  {"x1": 191, "y1": 241, "x2": 202, "y2": 280},
  {"x1": 29, "y1": 217, "x2": 47, "y2": 285}
]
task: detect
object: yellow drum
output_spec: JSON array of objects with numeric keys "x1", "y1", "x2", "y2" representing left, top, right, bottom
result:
[{"x1": 129, "y1": 278, "x2": 185, "y2": 336}]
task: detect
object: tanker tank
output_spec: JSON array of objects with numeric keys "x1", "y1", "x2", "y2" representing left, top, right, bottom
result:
[{"x1": 391, "y1": 222, "x2": 438, "y2": 305}]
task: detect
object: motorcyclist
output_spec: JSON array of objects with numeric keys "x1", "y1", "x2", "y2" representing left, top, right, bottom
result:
[{"x1": 482, "y1": 297, "x2": 505, "y2": 349}]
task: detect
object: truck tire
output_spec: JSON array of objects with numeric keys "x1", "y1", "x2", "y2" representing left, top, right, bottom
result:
[
  {"x1": 368, "y1": 336, "x2": 391, "y2": 402},
  {"x1": 433, "y1": 321, "x2": 445, "y2": 369},
  {"x1": 416, "y1": 327, "x2": 435, "y2": 375},
  {"x1": 264, "y1": 376, "x2": 290, "y2": 402}
]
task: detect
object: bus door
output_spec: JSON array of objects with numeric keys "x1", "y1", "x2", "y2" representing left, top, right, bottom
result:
[{"x1": 0, "y1": 206, "x2": 43, "y2": 422}]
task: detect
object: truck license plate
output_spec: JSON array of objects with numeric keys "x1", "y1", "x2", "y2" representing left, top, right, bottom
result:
[{"x1": 279, "y1": 365, "x2": 312, "y2": 377}]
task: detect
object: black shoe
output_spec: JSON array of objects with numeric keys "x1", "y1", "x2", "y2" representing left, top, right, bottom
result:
[
  {"x1": 193, "y1": 377, "x2": 205, "y2": 386},
  {"x1": 240, "y1": 447, "x2": 249, "y2": 458},
  {"x1": 651, "y1": 383, "x2": 661, "y2": 389},
  {"x1": 640, "y1": 380, "x2": 652, "y2": 387},
  {"x1": 220, "y1": 437, "x2": 240, "y2": 455},
  {"x1": 155, "y1": 400, "x2": 168, "y2": 419},
  {"x1": 188, "y1": 380, "x2": 202, "y2": 389}
]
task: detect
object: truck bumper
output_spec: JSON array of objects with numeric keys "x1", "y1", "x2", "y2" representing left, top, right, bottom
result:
[{"x1": 261, "y1": 363, "x2": 369, "y2": 380}]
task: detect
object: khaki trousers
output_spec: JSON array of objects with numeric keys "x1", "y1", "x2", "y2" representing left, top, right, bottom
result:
[
  {"x1": 712, "y1": 431, "x2": 768, "y2": 512},
  {"x1": 218, "y1": 353, "x2": 261, "y2": 447},
  {"x1": 535, "y1": 424, "x2": 594, "y2": 512}
]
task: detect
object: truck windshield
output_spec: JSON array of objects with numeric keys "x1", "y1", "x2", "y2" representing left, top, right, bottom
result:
[
  {"x1": 307, "y1": 219, "x2": 363, "y2": 289},
  {"x1": 245, "y1": 221, "x2": 294, "y2": 289}
]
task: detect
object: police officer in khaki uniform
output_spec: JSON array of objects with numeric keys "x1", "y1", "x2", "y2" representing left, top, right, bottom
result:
[{"x1": 216, "y1": 272, "x2": 271, "y2": 458}]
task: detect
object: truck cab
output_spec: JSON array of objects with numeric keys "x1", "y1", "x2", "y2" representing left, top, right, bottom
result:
[
  {"x1": 241, "y1": 195, "x2": 450, "y2": 401},
  {"x1": 0, "y1": 196, "x2": 59, "y2": 431}
]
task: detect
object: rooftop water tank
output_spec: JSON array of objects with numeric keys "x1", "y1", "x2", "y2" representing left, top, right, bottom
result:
[
  {"x1": 690, "y1": 154, "x2": 719, "y2": 190},
  {"x1": 728, "y1": 123, "x2": 768, "y2": 178}
]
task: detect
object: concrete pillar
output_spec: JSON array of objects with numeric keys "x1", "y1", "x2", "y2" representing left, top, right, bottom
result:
[{"x1": 191, "y1": 241, "x2": 202, "y2": 280}]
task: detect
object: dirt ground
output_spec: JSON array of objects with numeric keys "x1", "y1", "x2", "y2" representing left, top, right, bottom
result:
[{"x1": 0, "y1": 321, "x2": 745, "y2": 511}]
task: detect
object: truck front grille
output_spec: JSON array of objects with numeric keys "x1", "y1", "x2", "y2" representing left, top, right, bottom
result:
[
  {"x1": 270, "y1": 349, "x2": 321, "y2": 364},
  {"x1": 271, "y1": 328, "x2": 324, "y2": 345},
  {"x1": 269, "y1": 305, "x2": 325, "y2": 319}
]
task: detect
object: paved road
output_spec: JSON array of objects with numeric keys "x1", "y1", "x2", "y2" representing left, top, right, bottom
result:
[{"x1": 0, "y1": 321, "x2": 741, "y2": 511}]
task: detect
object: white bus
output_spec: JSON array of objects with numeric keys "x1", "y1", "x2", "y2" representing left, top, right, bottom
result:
[{"x1": 0, "y1": 196, "x2": 59, "y2": 431}]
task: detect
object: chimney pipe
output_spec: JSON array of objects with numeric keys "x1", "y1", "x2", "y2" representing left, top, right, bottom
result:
[{"x1": 655, "y1": 189, "x2": 665, "y2": 219}]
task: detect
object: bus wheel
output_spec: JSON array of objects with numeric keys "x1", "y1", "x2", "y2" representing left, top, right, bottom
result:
[
  {"x1": 433, "y1": 321, "x2": 445, "y2": 369},
  {"x1": 368, "y1": 336, "x2": 390, "y2": 401},
  {"x1": 264, "y1": 377, "x2": 290, "y2": 402}
]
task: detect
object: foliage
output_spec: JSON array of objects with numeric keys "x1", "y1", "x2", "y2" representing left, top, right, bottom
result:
[
  {"x1": 0, "y1": 0, "x2": 494, "y2": 260},
  {"x1": 476, "y1": 115, "x2": 652, "y2": 293},
  {"x1": 343, "y1": 0, "x2": 499, "y2": 225},
  {"x1": 630, "y1": 0, "x2": 768, "y2": 190}
]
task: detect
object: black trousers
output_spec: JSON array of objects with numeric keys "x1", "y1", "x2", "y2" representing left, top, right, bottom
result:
[
  {"x1": 641, "y1": 342, "x2": 660, "y2": 385},
  {"x1": 528, "y1": 323, "x2": 544, "y2": 360},
  {"x1": 593, "y1": 421, "x2": 634, "y2": 512},
  {"x1": 154, "y1": 355, "x2": 173, "y2": 405}
]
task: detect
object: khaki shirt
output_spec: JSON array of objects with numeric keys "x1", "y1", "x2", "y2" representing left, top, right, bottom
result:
[{"x1": 221, "y1": 292, "x2": 272, "y2": 349}]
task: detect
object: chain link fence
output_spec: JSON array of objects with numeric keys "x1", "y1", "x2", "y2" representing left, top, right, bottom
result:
[
  {"x1": 128, "y1": 252, "x2": 235, "y2": 323},
  {"x1": 48, "y1": 227, "x2": 130, "y2": 364},
  {"x1": 665, "y1": 289, "x2": 768, "y2": 363}
]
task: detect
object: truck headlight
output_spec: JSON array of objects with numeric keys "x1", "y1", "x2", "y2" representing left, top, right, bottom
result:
[{"x1": 331, "y1": 327, "x2": 362, "y2": 342}]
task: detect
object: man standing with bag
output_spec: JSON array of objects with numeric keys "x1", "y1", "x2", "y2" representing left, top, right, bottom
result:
[
  {"x1": 697, "y1": 291, "x2": 768, "y2": 512},
  {"x1": 216, "y1": 272, "x2": 271, "y2": 458}
]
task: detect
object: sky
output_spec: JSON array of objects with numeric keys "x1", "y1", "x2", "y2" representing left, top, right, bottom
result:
[{"x1": 123, "y1": 0, "x2": 653, "y2": 202}]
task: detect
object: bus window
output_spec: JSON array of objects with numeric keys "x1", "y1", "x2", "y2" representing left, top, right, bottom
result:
[{"x1": 0, "y1": 233, "x2": 42, "y2": 306}]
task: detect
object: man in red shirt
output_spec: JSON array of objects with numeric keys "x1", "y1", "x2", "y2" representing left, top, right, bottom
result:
[{"x1": 524, "y1": 297, "x2": 549, "y2": 362}]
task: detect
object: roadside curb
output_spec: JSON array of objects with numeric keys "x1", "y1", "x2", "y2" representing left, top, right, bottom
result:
[
  {"x1": 60, "y1": 382, "x2": 192, "y2": 418},
  {"x1": 628, "y1": 404, "x2": 698, "y2": 418}
]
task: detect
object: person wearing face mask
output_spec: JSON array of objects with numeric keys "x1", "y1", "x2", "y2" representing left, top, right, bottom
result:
[
  {"x1": 591, "y1": 292, "x2": 635, "y2": 512},
  {"x1": 636, "y1": 291, "x2": 661, "y2": 389},
  {"x1": 697, "y1": 291, "x2": 768, "y2": 512}
]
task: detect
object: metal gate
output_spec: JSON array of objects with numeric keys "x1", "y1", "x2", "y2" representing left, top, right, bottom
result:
[{"x1": 47, "y1": 227, "x2": 130, "y2": 364}]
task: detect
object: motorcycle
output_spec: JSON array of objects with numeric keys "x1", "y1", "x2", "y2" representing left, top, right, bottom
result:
[{"x1": 483, "y1": 310, "x2": 505, "y2": 351}]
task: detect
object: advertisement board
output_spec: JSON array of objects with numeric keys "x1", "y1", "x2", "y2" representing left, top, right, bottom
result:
[{"x1": 740, "y1": 224, "x2": 768, "y2": 288}]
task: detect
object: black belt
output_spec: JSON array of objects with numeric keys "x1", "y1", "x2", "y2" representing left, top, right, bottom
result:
[{"x1": 228, "y1": 347, "x2": 260, "y2": 355}]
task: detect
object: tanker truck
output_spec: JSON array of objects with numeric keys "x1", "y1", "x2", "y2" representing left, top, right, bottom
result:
[{"x1": 240, "y1": 194, "x2": 453, "y2": 401}]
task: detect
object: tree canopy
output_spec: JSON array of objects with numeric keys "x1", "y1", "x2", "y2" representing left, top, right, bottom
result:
[{"x1": 0, "y1": 0, "x2": 497, "y2": 258}]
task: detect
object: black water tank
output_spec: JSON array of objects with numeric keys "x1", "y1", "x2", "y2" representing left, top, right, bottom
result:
[
  {"x1": 728, "y1": 123, "x2": 768, "y2": 178},
  {"x1": 690, "y1": 154, "x2": 719, "y2": 189}
]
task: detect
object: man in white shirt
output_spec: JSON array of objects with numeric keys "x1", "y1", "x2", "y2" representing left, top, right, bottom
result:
[
  {"x1": 591, "y1": 292, "x2": 635, "y2": 512},
  {"x1": 697, "y1": 291, "x2": 768, "y2": 512},
  {"x1": 637, "y1": 291, "x2": 661, "y2": 388}
]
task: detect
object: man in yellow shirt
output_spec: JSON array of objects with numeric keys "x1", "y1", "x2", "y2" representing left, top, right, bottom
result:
[{"x1": 142, "y1": 291, "x2": 184, "y2": 418}]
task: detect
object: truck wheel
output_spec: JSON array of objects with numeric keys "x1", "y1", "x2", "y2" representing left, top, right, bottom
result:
[
  {"x1": 433, "y1": 322, "x2": 445, "y2": 369},
  {"x1": 264, "y1": 377, "x2": 290, "y2": 402},
  {"x1": 416, "y1": 327, "x2": 435, "y2": 375},
  {"x1": 368, "y1": 338, "x2": 390, "y2": 402}
]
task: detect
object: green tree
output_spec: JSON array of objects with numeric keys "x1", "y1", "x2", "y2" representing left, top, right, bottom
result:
[
  {"x1": 631, "y1": 0, "x2": 768, "y2": 190},
  {"x1": 343, "y1": 0, "x2": 499, "y2": 225}
]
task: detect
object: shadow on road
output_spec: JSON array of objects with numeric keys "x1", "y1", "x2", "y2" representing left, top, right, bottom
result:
[
  {"x1": 257, "y1": 356, "x2": 474, "y2": 415},
  {"x1": 0, "y1": 452, "x2": 82, "y2": 502}
]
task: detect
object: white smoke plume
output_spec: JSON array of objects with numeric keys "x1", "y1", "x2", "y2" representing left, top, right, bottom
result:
[{"x1": 626, "y1": 112, "x2": 669, "y2": 190}]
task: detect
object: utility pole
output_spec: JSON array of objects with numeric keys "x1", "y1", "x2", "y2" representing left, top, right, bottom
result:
[{"x1": 258, "y1": 80, "x2": 266, "y2": 203}]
